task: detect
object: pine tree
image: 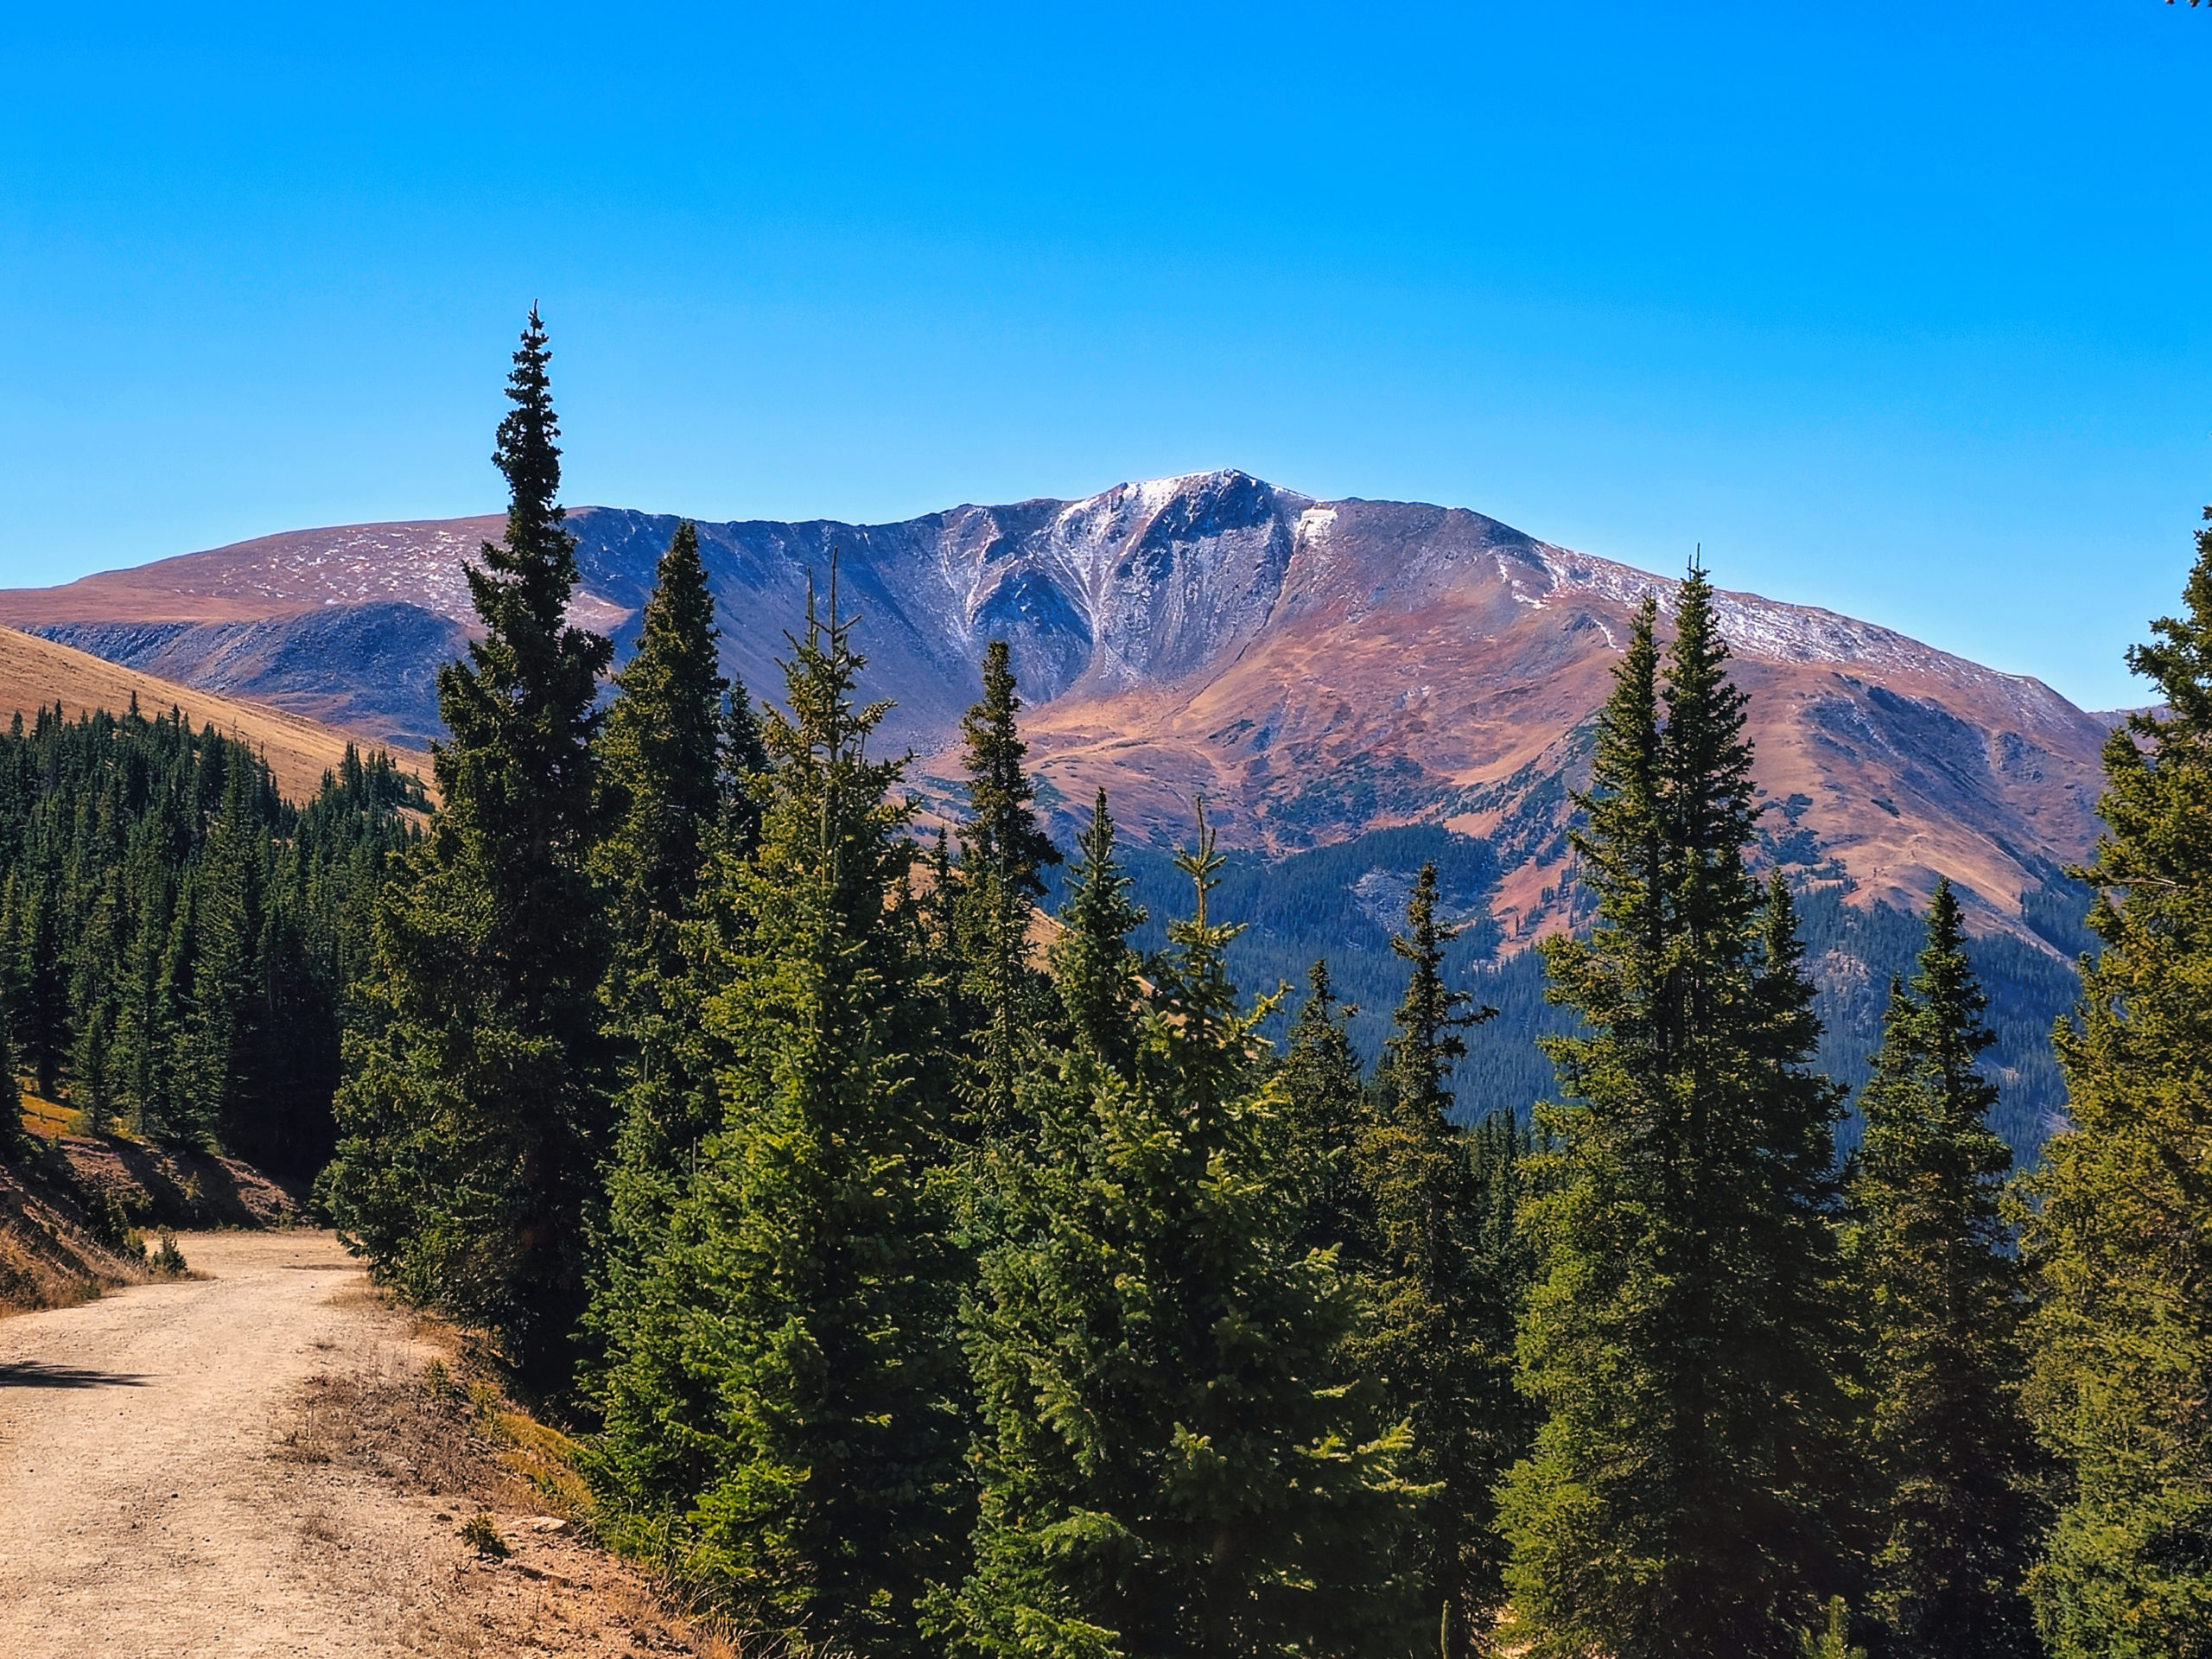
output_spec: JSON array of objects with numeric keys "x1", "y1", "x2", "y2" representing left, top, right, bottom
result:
[
  {"x1": 1463, "y1": 1109, "x2": 1532, "y2": 1371},
  {"x1": 587, "y1": 521, "x2": 755, "y2": 1400},
  {"x1": 17, "y1": 863, "x2": 66, "y2": 1101},
  {"x1": 597, "y1": 519, "x2": 727, "y2": 973},
  {"x1": 71, "y1": 1007, "x2": 115, "y2": 1135},
  {"x1": 2020, "y1": 508, "x2": 2212, "y2": 1659},
  {"x1": 938, "y1": 808, "x2": 1426, "y2": 1659},
  {"x1": 954, "y1": 639, "x2": 1061, "y2": 1136},
  {"x1": 712, "y1": 679, "x2": 771, "y2": 861},
  {"x1": 111, "y1": 794, "x2": 181, "y2": 1140},
  {"x1": 188, "y1": 761, "x2": 270, "y2": 1154},
  {"x1": 321, "y1": 308, "x2": 613, "y2": 1385},
  {"x1": 586, "y1": 575, "x2": 966, "y2": 1656},
  {"x1": 1847, "y1": 879, "x2": 2039, "y2": 1659},
  {"x1": 1798, "y1": 1599, "x2": 1869, "y2": 1659},
  {"x1": 1499, "y1": 575, "x2": 1851, "y2": 1658},
  {"x1": 70, "y1": 848, "x2": 124, "y2": 1135},
  {"x1": 1348, "y1": 863, "x2": 1520, "y2": 1648},
  {"x1": 1048, "y1": 789, "x2": 1145, "y2": 1073},
  {"x1": 1279, "y1": 957, "x2": 1373, "y2": 1258},
  {"x1": 1382, "y1": 866, "x2": 1485, "y2": 1117}
]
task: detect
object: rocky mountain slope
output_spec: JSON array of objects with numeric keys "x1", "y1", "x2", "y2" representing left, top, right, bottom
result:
[{"x1": 0, "y1": 470, "x2": 2109, "y2": 950}]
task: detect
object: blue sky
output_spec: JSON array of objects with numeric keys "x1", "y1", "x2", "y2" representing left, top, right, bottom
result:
[{"x1": 1, "y1": 2, "x2": 2205, "y2": 709}]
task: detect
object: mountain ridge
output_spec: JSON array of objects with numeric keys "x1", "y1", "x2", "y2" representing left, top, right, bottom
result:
[{"x1": 0, "y1": 469, "x2": 2110, "y2": 950}]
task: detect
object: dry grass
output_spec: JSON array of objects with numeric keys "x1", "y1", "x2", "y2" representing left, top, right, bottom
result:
[
  {"x1": 281, "y1": 1358, "x2": 525, "y2": 1504},
  {"x1": 18, "y1": 1083, "x2": 81, "y2": 1138},
  {"x1": 41, "y1": 1130, "x2": 308, "y2": 1230},
  {"x1": 276, "y1": 1304, "x2": 739, "y2": 1657}
]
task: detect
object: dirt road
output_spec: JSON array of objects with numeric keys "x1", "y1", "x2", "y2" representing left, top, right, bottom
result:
[{"x1": 0, "y1": 1231, "x2": 686, "y2": 1658}]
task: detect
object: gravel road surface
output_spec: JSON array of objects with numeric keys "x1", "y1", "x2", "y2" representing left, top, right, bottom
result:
[{"x1": 0, "y1": 1231, "x2": 678, "y2": 1657}]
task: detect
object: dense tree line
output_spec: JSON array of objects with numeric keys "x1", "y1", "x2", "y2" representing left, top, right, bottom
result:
[
  {"x1": 0, "y1": 702, "x2": 419, "y2": 1169},
  {"x1": 314, "y1": 315, "x2": 2211, "y2": 1656},
  {"x1": 1056, "y1": 826, "x2": 2088, "y2": 1160}
]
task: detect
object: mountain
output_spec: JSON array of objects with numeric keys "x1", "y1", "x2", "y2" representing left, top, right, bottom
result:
[
  {"x1": 0, "y1": 469, "x2": 2107, "y2": 934},
  {"x1": 0, "y1": 471, "x2": 2107, "y2": 1147},
  {"x1": 0, "y1": 625, "x2": 429, "y2": 802},
  {"x1": 0, "y1": 518, "x2": 510, "y2": 751}
]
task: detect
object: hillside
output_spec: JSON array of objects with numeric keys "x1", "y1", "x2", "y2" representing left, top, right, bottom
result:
[{"x1": 0, "y1": 625, "x2": 429, "y2": 801}]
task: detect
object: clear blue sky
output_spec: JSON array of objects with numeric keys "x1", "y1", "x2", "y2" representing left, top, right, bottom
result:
[{"x1": 2, "y1": 2, "x2": 2205, "y2": 709}]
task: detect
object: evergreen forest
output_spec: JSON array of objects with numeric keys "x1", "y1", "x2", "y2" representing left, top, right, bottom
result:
[
  {"x1": 0, "y1": 701, "x2": 422, "y2": 1171},
  {"x1": 10, "y1": 313, "x2": 2212, "y2": 1657}
]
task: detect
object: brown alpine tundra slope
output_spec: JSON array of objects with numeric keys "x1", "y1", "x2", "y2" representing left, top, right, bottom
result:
[{"x1": 0, "y1": 625, "x2": 428, "y2": 803}]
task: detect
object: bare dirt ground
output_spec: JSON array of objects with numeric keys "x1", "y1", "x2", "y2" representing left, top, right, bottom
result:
[{"x1": 0, "y1": 1231, "x2": 711, "y2": 1657}]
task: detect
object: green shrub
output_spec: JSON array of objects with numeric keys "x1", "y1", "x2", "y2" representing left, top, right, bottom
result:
[{"x1": 149, "y1": 1230, "x2": 187, "y2": 1277}]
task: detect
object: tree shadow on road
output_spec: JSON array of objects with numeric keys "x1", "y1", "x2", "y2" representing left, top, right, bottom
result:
[{"x1": 0, "y1": 1360, "x2": 149, "y2": 1388}]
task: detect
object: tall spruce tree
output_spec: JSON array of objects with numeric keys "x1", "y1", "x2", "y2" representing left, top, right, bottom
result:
[
  {"x1": 585, "y1": 518, "x2": 733, "y2": 1391},
  {"x1": 16, "y1": 864, "x2": 64, "y2": 1101},
  {"x1": 1499, "y1": 575, "x2": 1851, "y2": 1658},
  {"x1": 2020, "y1": 508, "x2": 2212, "y2": 1658},
  {"x1": 1347, "y1": 863, "x2": 1521, "y2": 1650},
  {"x1": 1847, "y1": 879, "x2": 2039, "y2": 1659},
  {"x1": 188, "y1": 762, "x2": 270, "y2": 1154},
  {"x1": 111, "y1": 792, "x2": 181, "y2": 1141},
  {"x1": 939, "y1": 807, "x2": 1425, "y2": 1659},
  {"x1": 321, "y1": 308, "x2": 613, "y2": 1385},
  {"x1": 585, "y1": 575, "x2": 966, "y2": 1656},
  {"x1": 1048, "y1": 789, "x2": 1145, "y2": 1073},
  {"x1": 1279, "y1": 957, "x2": 1373, "y2": 1259},
  {"x1": 954, "y1": 639, "x2": 1061, "y2": 1136},
  {"x1": 596, "y1": 519, "x2": 727, "y2": 974}
]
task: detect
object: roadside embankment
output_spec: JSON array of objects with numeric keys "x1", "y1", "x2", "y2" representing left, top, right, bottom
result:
[
  {"x1": 0, "y1": 1106, "x2": 308, "y2": 1315},
  {"x1": 0, "y1": 1151, "x2": 148, "y2": 1313},
  {"x1": 48, "y1": 1134, "x2": 308, "y2": 1230}
]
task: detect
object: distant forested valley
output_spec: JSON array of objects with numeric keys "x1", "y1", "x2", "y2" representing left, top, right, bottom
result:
[{"x1": 1066, "y1": 828, "x2": 2091, "y2": 1159}]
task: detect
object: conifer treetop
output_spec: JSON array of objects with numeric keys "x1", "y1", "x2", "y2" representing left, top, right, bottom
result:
[
  {"x1": 435, "y1": 306, "x2": 611, "y2": 861},
  {"x1": 1282, "y1": 958, "x2": 1363, "y2": 1119},
  {"x1": 1914, "y1": 880, "x2": 1998, "y2": 1096},
  {"x1": 1152, "y1": 799, "x2": 1262, "y2": 1116},
  {"x1": 1662, "y1": 561, "x2": 1761, "y2": 967},
  {"x1": 1565, "y1": 592, "x2": 1664, "y2": 957},
  {"x1": 599, "y1": 518, "x2": 728, "y2": 936},
  {"x1": 958, "y1": 638, "x2": 1061, "y2": 897},
  {"x1": 494, "y1": 305, "x2": 566, "y2": 567},
  {"x1": 1383, "y1": 861, "x2": 1493, "y2": 1124},
  {"x1": 476, "y1": 303, "x2": 582, "y2": 630},
  {"x1": 1049, "y1": 787, "x2": 1146, "y2": 1069},
  {"x1": 752, "y1": 556, "x2": 911, "y2": 909}
]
